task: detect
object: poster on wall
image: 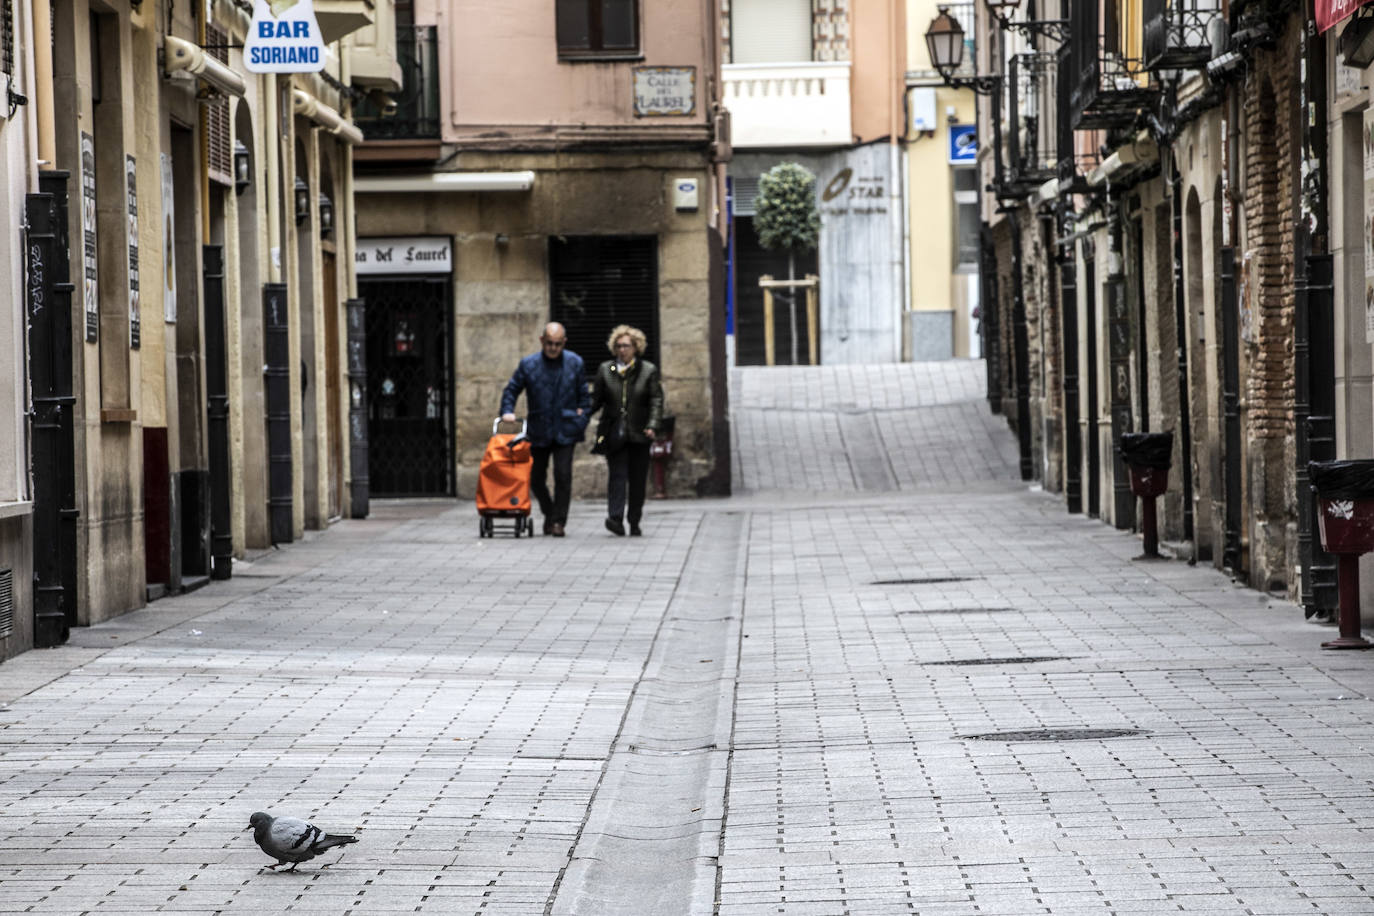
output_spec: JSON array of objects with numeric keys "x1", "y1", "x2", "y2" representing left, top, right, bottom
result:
[
  {"x1": 161, "y1": 153, "x2": 176, "y2": 323},
  {"x1": 127, "y1": 155, "x2": 140, "y2": 349},
  {"x1": 81, "y1": 132, "x2": 97, "y2": 343},
  {"x1": 1364, "y1": 108, "x2": 1374, "y2": 343}
]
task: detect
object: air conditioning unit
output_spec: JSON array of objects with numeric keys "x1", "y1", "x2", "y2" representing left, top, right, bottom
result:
[{"x1": 1208, "y1": 18, "x2": 1229, "y2": 59}]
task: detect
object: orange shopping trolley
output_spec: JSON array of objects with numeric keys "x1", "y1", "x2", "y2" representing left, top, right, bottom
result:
[{"x1": 476, "y1": 417, "x2": 536, "y2": 538}]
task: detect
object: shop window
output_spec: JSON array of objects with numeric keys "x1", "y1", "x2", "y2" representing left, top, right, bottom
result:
[{"x1": 549, "y1": 235, "x2": 659, "y2": 372}]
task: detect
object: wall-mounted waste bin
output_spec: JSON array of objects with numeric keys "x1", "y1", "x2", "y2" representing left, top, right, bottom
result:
[
  {"x1": 1308, "y1": 460, "x2": 1374, "y2": 649},
  {"x1": 1121, "y1": 431, "x2": 1173, "y2": 559}
]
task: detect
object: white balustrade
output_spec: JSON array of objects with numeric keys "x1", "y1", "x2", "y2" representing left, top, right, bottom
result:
[{"x1": 722, "y1": 61, "x2": 852, "y2": 148}]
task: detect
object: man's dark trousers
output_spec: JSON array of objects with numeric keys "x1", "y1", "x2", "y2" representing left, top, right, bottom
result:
[
  {"x1": 531, "y1": 443, "x2": 575, "y2": 525},
  {"x1": 606, "y1": 443, "x2": 651, "y2": 525}
]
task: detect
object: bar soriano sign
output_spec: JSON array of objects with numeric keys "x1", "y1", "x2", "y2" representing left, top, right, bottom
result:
[{"x1": 245, "y1": 0, "x2": 326, "y2": 72}]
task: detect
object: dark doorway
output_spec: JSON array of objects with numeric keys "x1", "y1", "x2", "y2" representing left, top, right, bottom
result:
[
  {"x1": 733, "y1": 214, "x2": 818, "y2": 366},
  {"x1": 549, "y1": 235, "x2": 659, "y2": 373},
  {"x1": 360, "y1": 275, "x2": 453, "y2": 495}
]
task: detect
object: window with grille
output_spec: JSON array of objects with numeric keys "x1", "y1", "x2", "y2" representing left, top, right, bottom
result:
[
  {"x1": 556, "y1": 0, "x2": 639, "y2": 58},
  {"x1": 205, "y1": 24, "x2": 232, "y2": 187},
  {"x1": 2, "y1": 0, "x2": 13, "y2": 77},
  {"x1": 549, "y1": 236, "x2": 660, "y2": 374},
  {"x1": 0, "y1": 567, "x2": 11, "y2": 639}
]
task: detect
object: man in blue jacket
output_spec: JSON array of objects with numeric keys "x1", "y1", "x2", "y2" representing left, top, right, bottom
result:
[{"x1": 500, "y1": 322, "x2": 590, "y2": 536}]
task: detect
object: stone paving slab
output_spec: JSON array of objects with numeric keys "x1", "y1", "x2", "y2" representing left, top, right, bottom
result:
[{"x1": 1, "y1": 362, "x2": 1373, "y2": 914}]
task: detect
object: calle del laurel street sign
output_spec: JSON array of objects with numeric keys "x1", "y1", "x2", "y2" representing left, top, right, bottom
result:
[{"x1": 244, "y1": 0, "x2": 326, "y2": 72}]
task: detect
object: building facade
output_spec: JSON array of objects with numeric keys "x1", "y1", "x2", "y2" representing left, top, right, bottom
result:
[
  {"x1": 965, "y1": 0, "x2": 1373, "y2": 617},
  {"x1": 1, "y1": 0, "x2": 394, "y2": 661},
  {"x1": 724, "y1": 0, "x2": 910, "y2": 366},
  {"x1": 353, "y1": 0, "x2": 730, "y2": 502}
]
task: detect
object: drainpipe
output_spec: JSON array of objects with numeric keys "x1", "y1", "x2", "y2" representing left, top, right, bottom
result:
[
  {"x1": 31, "y1": 0, "x2": 55, "y2": 167},
  {"x1": 889, "y1": 0, "x2": 904, "y2": 365}
]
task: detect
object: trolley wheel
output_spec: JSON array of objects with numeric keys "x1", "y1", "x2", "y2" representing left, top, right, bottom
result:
[
  {"x1": 481, "y1": 516, "x2": 493, "y2": 538},
  {"x1": 525, "y1": 517, "x2": 534, "y2": 537}
]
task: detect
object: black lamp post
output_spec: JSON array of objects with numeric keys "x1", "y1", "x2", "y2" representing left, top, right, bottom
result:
[
  {"x1": 926, "y1": 7, "x2": 1000, "y2": 95},
  {"x1": 294, "y1": 176, "x2": 309, "y2": 225},
  {"x1": 318, "y1": 193, "x2": 333, "y2": 237},
  {"x1": 233, "y1": 141, "x2": 251, "y2": 196}
]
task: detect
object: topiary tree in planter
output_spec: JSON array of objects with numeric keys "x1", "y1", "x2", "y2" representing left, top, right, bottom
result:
[{"x1": 754, "y1": 162, "x2": 820, "y2": 365}]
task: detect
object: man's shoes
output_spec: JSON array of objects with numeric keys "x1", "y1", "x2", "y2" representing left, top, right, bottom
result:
[
  {"x1": 551, "y1": 523, "x2": 565, "y2": 537},
  {"x1": 629, "y1": 523, "x2": 642, "y2": 537},
  {"x1": 605, "y1": 518, "x2": 625, "y2": 537},
  {"x1": 543, "y1": 519, "x2": 554, "y2": 535}
]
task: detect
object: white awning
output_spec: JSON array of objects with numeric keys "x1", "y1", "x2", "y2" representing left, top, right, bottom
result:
[
  {"x1": 354, "y1": 172, "x2": 537, "y2": 193},
  {"x1": 293, "y1": 90, "x2": 365, "y2": 146}
]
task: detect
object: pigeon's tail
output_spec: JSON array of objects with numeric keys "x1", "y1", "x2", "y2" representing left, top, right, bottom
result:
[{"x1": 313, "y1": 833, "x2": 359, "y2": 852}]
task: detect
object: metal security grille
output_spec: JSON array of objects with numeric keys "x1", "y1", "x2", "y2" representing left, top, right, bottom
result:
[
  {"x1": 2, "y1": 0, "x2": 13, "y2": 76},
  {"x1": 0, "y1": 567, "x2": 11, "y2": 638},
  {"x1": 205, "y1": 25, "x2": 232, "y2": 187},
  {"x1": 732, "y1": 176, "x2": 759, "y2": 216},
  {"x1": 360, "y1": 276, "x2": 452, "y2": 496},
  {"x1": 549, "y1": 236, "x2": 659, "y2": 373}
]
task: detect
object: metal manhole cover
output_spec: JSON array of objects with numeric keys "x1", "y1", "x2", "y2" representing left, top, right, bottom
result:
[
  {"x1": 871, "y1": 577, "x2": 977, "y2": 585},
  {"x1": 895, "y1": 607, "x2": 1016, "y2": 615},
  {"x1": 925, "y1": 656, "x2": 1067, "y2": 666},
  {"x1": 961, "y1": 727, "x2": 1146, "y2": 741}
]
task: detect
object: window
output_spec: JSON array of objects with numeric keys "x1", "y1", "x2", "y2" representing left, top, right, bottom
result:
[
  {"x1": 556, "y1": 0, "x2": 638, "y2": 58},
  {"x1": 954, "y1": 167, "x2": 979, "y2": 269},
  {"x1": 2, "y1": 0, "x2": 13, "y2": 77},
  {"x1": 730, "y1": 0, "x2": 811, "y2": 63},
  {"x1": 549, "y1": 236, "x2": 659, "y2": 373}
]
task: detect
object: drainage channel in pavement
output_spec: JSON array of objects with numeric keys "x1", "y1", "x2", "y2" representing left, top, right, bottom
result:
[
  {"x1": 922, "y1": 655, "x2": 1070, "y2": 666},
  {"x1": 548, "y1": 512, "x2": 747, "y2": 916},
  {"x1": 960, "y1": 727, "x2": 1148, "y2": 741}
]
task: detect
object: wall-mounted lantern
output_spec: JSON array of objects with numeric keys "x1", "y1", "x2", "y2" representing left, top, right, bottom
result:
[
  {"x1": 233, "y1": 141, "x2": 251, "y2": 196},
  {"x1": 294, "y1": 176, "x2": 309, "y2": 225},
  {"x1": 318, "y1": 194, "x2": 334, "y2": 237}
]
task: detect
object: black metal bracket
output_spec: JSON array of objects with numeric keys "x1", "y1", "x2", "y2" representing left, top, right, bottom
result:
[
  {"x1": 7, "y1": 77, "x2": 27, "y2": 119},
  {"x1": 995, "y1": 16, "x2": 1071, "y2": 44},
  {"x1": 938, "y1": 72, "x2": 1001, "y2": 96}
]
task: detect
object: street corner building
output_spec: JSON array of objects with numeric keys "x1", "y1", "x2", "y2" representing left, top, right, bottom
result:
[
  {"x1": 1, "y1": 0, "x2": 400, "y2": 658},
  {"x1": 948, "y1": 0, "x2": 1374, "y2": 617},
  {"x1": 350, "y1": 0, "x2": 731, "y2": 504}
]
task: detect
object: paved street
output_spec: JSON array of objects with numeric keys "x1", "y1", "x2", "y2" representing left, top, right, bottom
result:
[{"x1": 4, "y1": 360, "x2": 1374, "y2": 915}]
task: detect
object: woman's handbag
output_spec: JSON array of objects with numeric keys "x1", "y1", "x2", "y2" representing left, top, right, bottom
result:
[{"x1": 592, "y1": 416, "x2": 626, "y2": 455}]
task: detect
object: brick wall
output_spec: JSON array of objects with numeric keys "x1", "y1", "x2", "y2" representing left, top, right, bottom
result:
[{"x1": 1240, "y1": 23, "x2": 1301, "y2": 592}]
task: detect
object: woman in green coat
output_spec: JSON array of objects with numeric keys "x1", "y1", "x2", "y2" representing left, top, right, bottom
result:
[{"x1": 588, "y1": 324, "x2": 664, "y2": 536}]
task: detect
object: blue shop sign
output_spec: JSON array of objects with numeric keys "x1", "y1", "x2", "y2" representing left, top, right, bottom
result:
[{"x1": 949, "y1": 125, "x2": 977, "y2": 164}]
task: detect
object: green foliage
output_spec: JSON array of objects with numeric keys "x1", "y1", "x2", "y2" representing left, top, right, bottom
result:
[{"x1": 754, "y1": 162, "x2": 820, "y2": 253}]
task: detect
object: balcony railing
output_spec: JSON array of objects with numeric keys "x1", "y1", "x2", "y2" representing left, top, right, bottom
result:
[
  {"x1": 356, "y1": 25, "x2": 440, "y2": 141},
  {"x1": 722, "y1": 61, "x2": 852, "y2": 148},
  {"x1": 944, "y1": 1, "x2": 978, "y2": 76},
  {"x1": 1143, "y1": 0, "x2": 1221, "y2": 71},
  {"x1": 1068, "y1": 0, "x2": 1158, "y2": 131},
  {"x1": 1007, "y1": 52, "x2": 1058, "y2": 191}
]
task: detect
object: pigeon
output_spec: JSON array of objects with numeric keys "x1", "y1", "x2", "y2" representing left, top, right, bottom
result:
[{"x1": 247, "y1": 811, "x2": 358, "y2": 871}]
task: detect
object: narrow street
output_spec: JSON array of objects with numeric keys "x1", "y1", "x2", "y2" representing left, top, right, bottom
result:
[{"x1": 3, "y1": 361, "x2": 1374, "y2": 915}]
